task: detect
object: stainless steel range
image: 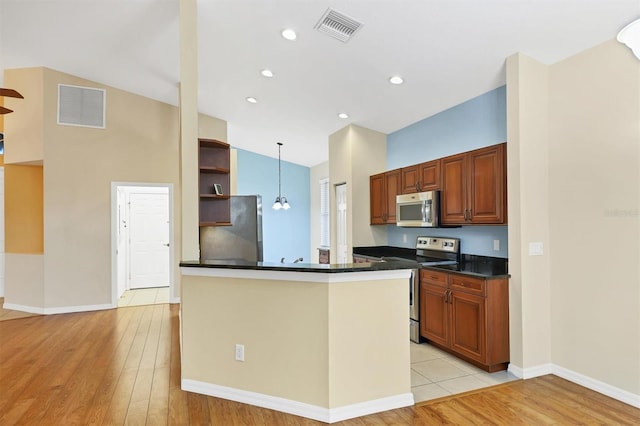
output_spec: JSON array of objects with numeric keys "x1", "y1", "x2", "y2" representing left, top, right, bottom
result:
[{"x1": 384, "y1": 236, "x2": 460, "y2": 343}]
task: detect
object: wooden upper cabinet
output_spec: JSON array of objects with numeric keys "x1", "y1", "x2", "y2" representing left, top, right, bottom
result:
[
  {"x1": 370, "y1": 169, "x2": 401, "y2": 225},
  {"x1": 441, "y1": 143, "x2": 506, "y2": 225},
  {"x1": 468, "y1": 144, "x2": 506, "y2": 224},
  {"x1": 401, "y1": 159, "x2": 440, "y2": 193},
  {"x1": 440, "y1": 153, "x2": 467, "y2": 224},
  {"x1": 385, "y1": 169, "x2": 401, "y2": 223},
  {"x1": 369, "y1": 173, "x2": 386, "y2": 225}
]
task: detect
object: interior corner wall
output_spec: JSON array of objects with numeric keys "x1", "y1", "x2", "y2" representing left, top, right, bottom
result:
[
  {"x1": 548, "y1": 39, "x2": 640, "y2": 395},
  {"x1": 505, "y1": 53, "x2": 552, "y2": 372},
  {"x1": 328, "y1": 125, "x2": 387, "y2": 263}
]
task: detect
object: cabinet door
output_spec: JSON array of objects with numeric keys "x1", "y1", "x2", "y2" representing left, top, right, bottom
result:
[
  {"x1": 384, "y1": 169, "x2": 401, "y2": 223},
  {"x1": 450, "y1": 290, "x2": 486, "y2": 363},
  {"x1": 420, "y1": 283, "x2": 449, "y2": 346},
  {"x1": 401, "y1": 165, "x2": 420, "y2": 194},
  {"x1": 370, "y1": 173, "x2": 386, "y2": 225},
  {"x1": 469, "y1": 144, "x2": 506, "y2": 224},
  {"x1": 440, "y1": 153, "x2": 467, "y2": 225},
  {"x1": 419, "y1": 160, "x2": 441, "y2": 191}
]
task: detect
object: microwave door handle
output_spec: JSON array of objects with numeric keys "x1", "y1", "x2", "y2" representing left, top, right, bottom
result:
[{"x1": 424, "y1": 201, "x2": 431, "y2": 223}]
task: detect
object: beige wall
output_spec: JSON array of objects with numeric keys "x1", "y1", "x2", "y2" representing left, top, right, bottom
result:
[
  {"x1": 548, "y1": 40, "x2": 639, "y2": 394},
  {"x1": 3, "y1": 68, "x2": 44, "y2": 164},
  {"x1": 3, "y1": 66, "x2": 226, "y2": 310},
  {"x1": 328, "y1": 124, "x2": 387, "y2": 263},
  {"x1": 508, "y1": 39, "x2": 640, "y2": 397}
]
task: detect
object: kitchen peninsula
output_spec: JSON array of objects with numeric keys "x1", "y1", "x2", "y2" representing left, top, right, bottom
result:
[{"x1": 179, "y1": 260, "x2": 415, "y2": 423}]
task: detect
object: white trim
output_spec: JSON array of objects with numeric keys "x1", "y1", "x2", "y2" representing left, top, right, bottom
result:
[
  {"x1": 170, "y1": 296, "x2": 181, "y2": 304},
  {"x1": 552, "y1": 364, "x2": 640, "y2": 409},
  {"x1": 507, "y1": 363, "x2": 640, "y2": 409},
  {"x1": 181, "y1": 379, "x2": 414, "y2": 423},
  {"x1": 2, "y1": 303, "x2": 112, "y2": 315},
  {"x1": 180, "y1": 266, "x2": 412, "y2": 283},
  {"x1": 508, "y1": 362, "x2": 553, "y2": 379},
  {"x1": 111, "y1": 182, "x2": 175, "y2": 308}
]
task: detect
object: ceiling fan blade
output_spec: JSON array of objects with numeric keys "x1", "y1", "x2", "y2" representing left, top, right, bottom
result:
[
  {"x1": 0, "y1": 106, "x2": 14, "y2": 114},
  {"x1": 0, "y1": 88, "x2": 24, "y2": 99}
]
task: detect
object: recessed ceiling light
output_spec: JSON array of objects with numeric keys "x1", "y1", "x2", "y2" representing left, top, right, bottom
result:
[
  {"x1": 261, "y1": 69, "x2": 274, "y2": 78},
  {"x1": 246, "y1": 97, "x2": 258, "y2": 104},
  {"x1": 389, "y1": 76, "x2": 404, "y2": 85},
  {"x1": 338, "y1": 112, "x2": 349, "y2": 119},
  {"x1": 281, "y1": 29, "x2": 297, "y2": 41}
]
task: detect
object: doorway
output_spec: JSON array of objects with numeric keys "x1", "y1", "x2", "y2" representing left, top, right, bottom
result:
[
  {"x1": 111, "y1": 183, "x2": 173, "y2": 307},
  {"x1": 335, "y1": 183, "x2": 348, "y2": 264}
]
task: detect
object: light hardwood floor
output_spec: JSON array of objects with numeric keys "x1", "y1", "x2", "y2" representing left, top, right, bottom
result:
[{"x1": 0, "y1": 303, "x2": 638, "y2": 425}]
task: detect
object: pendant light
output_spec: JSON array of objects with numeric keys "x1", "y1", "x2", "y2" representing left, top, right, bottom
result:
[
  {"x1": 272, "y1": 142, "x2": 290, "y2": 210},
  {"x1": 617, "y1": 18, "x2": 640, "y2": 60}
]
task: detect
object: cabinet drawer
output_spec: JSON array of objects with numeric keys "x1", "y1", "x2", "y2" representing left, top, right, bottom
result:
[
  {"x1": 420, "y1": 269, "x2": 448, "y2": 287},
  {"x1": 450, "y1": 274, "x2": 485, "y2": 296}
]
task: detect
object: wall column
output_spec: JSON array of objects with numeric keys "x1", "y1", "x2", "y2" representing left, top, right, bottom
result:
[{"x1": 180, "y1": 0, "x2": 199, "y2": 261}]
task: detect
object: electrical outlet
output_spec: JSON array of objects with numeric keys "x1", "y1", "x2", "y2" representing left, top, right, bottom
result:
[
  {"x1": 403, "y1": 234, "x2": 408, "y2": 243},
  {"x1": 235, "y1": 344, "x2": 244, "y2": 361},
  {"x1": 493, "y1": 240, "x2": 500, "y2": 251}
]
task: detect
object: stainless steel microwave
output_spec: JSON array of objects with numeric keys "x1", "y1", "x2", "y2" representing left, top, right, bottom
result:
[{"x1": 396, "y1": 191, "x2": 439, "y2": 227}]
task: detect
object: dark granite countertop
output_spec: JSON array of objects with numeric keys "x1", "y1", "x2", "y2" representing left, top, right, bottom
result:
[
  {"x1": 353, "y1": 246, "x2": 509, "y2": 279},
  {"x1": 180, "y1": 259, "x2": 416, "y2": 274}
]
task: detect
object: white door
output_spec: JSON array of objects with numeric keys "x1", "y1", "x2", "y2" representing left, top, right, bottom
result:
[
  {"x1": 335, "y1": 183, "x2": 348, "y2": 264},
  {"x1": 0, "y1": 167, "x2": 4, "y2": 297},
  {"x1": 128, "y1": 191, "x2": 170, "y2": 289}
]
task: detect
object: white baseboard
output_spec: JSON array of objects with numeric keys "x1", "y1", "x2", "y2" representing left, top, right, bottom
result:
[
  {"x1": 552, "y1": 364, "x2": 640, "y2": 409},
  {"x1": 170, "y1": 296, "x2": 181, "y2": 304},
  {"x1": 182, "y1": 379, "x2": 414, "y2": 423},
  {"x1": 2, "y1": 303, "x2": 45, "y2": 314},
  {"x1": 2, "y1": 302, "x2": 112, "y2": 315},
  {"x1": 508, "y1": 362, "x2": 639, "y2": 409}
]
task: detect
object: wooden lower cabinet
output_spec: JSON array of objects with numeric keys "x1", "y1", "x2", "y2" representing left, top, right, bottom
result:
[{"x1": 419, "y1": 270, "x2": 509, "y2": 372}]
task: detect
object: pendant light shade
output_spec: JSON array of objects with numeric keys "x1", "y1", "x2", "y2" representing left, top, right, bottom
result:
[
  {"x1": 273, "y1": 142, "x2": 291, "y2": 210},
  {"x1": 617, "y1": 18, "x2": 640, "y2": 60}
]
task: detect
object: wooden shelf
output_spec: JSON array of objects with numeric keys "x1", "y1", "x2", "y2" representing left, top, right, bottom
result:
[
  {"x1": 199, "y1": 138, "x2": 230, "y2": 225},
  {"x1": 199, "y1": 138, "x2": 230, "y2": 149},
  {"x1": 199, "y1": 221, "x2": 232, "y2": 227},
  {"x1": 199, "y1": 166, "x2": 231, "y2": 174},
  {"x1": 199, "y1": 194, "x2": 230, "y2": 199}
]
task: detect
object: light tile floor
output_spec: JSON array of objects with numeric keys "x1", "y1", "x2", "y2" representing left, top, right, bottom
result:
[
  {"x1": 410, "y1": 341, "x2": 518, "y2": 402},
  {"x1": 118, "y1": 287, "x2": 170, "y2": 307}
]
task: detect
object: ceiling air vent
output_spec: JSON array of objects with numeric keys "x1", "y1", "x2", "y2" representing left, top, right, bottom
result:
[
  {"x1": 58, "y1": 84, "x2": 106, "y2": 129},
  {"x1": 314, "y1": 8, "x2": 363, "y2": 43}
]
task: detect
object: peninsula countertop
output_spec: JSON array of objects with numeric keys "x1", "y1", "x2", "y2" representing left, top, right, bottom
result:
[{"x1": 179, "y1": 258, "x2": 417, "y2": 273}]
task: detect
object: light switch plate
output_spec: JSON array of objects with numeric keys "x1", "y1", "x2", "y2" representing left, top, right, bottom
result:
[
  {"x1": 529, "y1": 242, "x2": 543, "y2": 256},
  {"x1": 493, "y1": 240, "x2": 500, "y2": 251}
]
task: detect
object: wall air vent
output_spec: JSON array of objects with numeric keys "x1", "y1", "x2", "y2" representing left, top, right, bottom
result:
[
  {"x1": 58, "y1": 84, "x2": 106, "y2": 128},
  {"x1": 314, "y1": 8, "x2": 363, "y2": 43}
]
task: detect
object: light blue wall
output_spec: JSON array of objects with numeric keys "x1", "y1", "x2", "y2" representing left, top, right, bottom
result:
[
  {"x1": 386, "y1": 86, "x2": 509, "y2": 257},
  {"x1": 235, "y1": 148, "x2": 311, "y2": 263}
]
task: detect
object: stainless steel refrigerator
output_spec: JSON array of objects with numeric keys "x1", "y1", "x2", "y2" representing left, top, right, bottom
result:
[{"x1": 199, "y1": 195, "x2": 264, "y2": 262}]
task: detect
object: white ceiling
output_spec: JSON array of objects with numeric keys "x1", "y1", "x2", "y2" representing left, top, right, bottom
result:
[{"x1": 1, "y1": 0, "x2": 639, "y2": 166}]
